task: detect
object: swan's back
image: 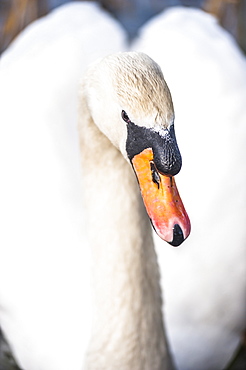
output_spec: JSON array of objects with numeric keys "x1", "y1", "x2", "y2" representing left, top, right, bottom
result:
[
  {"x1": 0, "y1": 3, "x2": 126, "y2": 370},
  {"x1": 134, "y1": 7, "x2": 246, "y2": 370}
]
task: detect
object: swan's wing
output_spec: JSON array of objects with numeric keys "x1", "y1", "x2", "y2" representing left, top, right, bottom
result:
[
  {"x1": 133, "y1": 7, "x2": 246, "y2": 370},
  {"x1": 0, "y1": 3, "x2": 126, "y2": 370}
]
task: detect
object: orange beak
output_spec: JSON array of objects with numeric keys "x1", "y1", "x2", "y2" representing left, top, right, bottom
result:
[{"x1": 132, "y1": 148, "x2": 191, "y2": 246}]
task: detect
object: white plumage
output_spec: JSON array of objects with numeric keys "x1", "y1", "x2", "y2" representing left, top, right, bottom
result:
[
  {"x1": 0, "y1": 2, "x2": 245, "y2": 370},
  {"x1": 0, "y1": 3, "x2": 126, "y2": 370},
  {"x1": 133, "y1": 7, "x2": 246, "y2": 370}
]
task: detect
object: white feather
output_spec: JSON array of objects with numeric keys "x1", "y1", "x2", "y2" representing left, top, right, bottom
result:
[
  {"x1": 133, "y1": 6, "x2": 246, "y2": 370},
  {"x1": 0, "y1": 3, "x2": 246, "y2": 370}
]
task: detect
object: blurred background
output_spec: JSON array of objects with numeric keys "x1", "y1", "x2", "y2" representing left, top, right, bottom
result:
[
  {"x1": 0, "y1": 1, "x2": 245, "y2": 369},
  {"x1": 0, "y1": 0, "x2": 246, "y2": 54}
]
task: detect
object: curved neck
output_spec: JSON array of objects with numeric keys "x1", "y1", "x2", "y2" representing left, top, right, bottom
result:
[{"x1": 78, "y1": 92, "x2": 174, "y2": 370}]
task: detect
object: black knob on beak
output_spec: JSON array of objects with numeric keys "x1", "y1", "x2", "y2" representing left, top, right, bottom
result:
[{"x1": 169, "y1": 224, "x2": 184, "y2": 247}]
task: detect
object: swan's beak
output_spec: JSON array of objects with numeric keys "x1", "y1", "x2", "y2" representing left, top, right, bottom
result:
[{"x1": 132, "y1": 148, "x2": 191, "y2": 246}]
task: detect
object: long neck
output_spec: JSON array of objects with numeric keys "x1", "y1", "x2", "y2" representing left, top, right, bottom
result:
[{"x1": 78, "y1": 93, "x2": 174, "y2": 370}]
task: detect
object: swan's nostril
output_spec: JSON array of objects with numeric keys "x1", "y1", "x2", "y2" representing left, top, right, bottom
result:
[{"x1": 169, "y1": 224, "x2": 184, "y2": 247}]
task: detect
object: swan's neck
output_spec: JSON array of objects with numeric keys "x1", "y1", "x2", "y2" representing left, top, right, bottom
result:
[{"x1": 78, "y1": 94, "x2": 173, "y2": 370}]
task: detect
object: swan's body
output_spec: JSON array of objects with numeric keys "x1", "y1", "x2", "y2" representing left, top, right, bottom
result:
[
  {"x1": 133, "y1": 7, "x2": 246, "y2": 370},
  {"x1": 0, "y1": 2, "x2": 246, "y2": 370},
  {"x1": 0, "y1": 2, "x2": 188, "y2": 370},
  {"x1": 0, "y1": 3, "x2": 126, "y2": 370}
]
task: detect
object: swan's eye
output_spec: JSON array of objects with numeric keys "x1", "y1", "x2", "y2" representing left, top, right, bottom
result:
[
  {"x1": 150, "y1": 162, "x2": 161, "y2": 189},
  {"x1": 121, "y1": 110, "x2": 130, "y2": 123}
]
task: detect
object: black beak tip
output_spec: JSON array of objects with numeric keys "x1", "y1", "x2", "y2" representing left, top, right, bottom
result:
[{"x1": 168, "y1": 224, "x2": 184, "y2": 247}]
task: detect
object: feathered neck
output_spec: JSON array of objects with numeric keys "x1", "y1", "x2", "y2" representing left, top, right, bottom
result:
[{"x1": 78, "y1": 87, "x2": 174, "y2": 370}]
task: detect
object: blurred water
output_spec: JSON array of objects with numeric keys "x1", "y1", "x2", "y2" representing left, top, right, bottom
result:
[
  {"x1": 48, "y1": 0, "x2": 204, "y2": 38},
  {"x1": 0, "y1": 0, "x2": 245, "y2": 51}
]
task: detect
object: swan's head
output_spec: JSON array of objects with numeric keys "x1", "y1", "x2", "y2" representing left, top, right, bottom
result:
[{"x1": 83, "y1": 52, "x2": 190, "y2": 246}]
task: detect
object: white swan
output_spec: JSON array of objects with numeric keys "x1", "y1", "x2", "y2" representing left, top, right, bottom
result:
[
  {"x1": 0, "y1": 2, "x2": 190, "y2": 370},
  {"x1": 133, "y1": 6, "x2": 246, "y2": 370},
  {"x1": 1, "y1": 2, "x2": 246, "y2": 370}
]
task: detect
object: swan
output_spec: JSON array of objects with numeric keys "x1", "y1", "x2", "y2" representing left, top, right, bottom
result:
[
  {"x1": 0, "y1": 2, "x2": 190, "y2": 370},
  {"x1": 1, "y1": 2, "x2": 245, "y2": 370},
  {"x1": 133, "y1": 6, "x2": 246, "y2": 370}
]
